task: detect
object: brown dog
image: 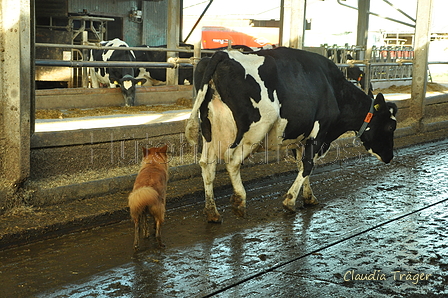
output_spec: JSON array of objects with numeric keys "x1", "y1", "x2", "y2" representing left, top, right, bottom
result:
[{"x1": 128, "y1": 145, "x2": 168, "y2": 250}]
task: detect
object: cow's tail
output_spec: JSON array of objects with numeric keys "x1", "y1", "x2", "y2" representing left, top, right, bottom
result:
[{"x1": 185, "y1": 51, "x2": 228, "y2": 145}]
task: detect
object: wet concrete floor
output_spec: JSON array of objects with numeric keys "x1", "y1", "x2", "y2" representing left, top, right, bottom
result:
[{"x1": 1, "y1": 139, "x2": 448, "y2": 297}]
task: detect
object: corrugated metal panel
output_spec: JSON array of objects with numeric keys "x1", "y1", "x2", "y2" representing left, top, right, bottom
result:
[
  {"x1": 35, "y1": 0, "x2": 169, "y2": 45},
  {"x1": 142, "y1": 1, "x2": 168, "y2": 46},
  {"x1": 36, "y1": 0, "x2": 68, "y2": 17},
  {"x1": 65, "y1": 0, "x2": 168, "y2": 46},
  {"x1": 67, "y1": 0, "x2": 138, "y2": 17}
]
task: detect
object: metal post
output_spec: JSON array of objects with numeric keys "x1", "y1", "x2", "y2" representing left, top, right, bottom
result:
[
  {"x1": 411, "y1": 0, "x2": 433, "y2": 131},
  {"x1": 192, "y1": 40, "x2": 202, "y2": 100},
  {"x1": 356, "y1": 0, "x2": 370, "y2": 60},
  {"x1": 280, "y1": 0, "x2": 306, "y2": 49},
  {"x1": 82, "y1": 31, "x2": 89, "y2": 88},
  {"x1": 0, "y1": 0, "x2": 32, "y2": 191},
  {"x1": 166, "y1": 0, "x2": 180, "y2": 85}
]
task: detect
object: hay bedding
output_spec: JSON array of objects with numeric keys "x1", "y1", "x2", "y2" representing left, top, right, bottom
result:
[
  {"x1": 35, "y1": 84, "x2": 448, "y2": 120},
  {"x1": 35, "y1": 98, "x2": 192, "y2": 120},
  {"x1": 374, "y1": 82, "x2": 448, "y2": 95}
]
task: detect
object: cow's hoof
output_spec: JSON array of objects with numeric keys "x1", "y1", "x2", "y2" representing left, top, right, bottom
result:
[
  {"x1": 156, "y1": 238, "x2": 166, "y2": 248},
  {"x1": 230, "y1": 194, "x2": 243, "y2": 205},
  {"x1": 282, "y1": 203, "x2": 296, "y2": 213},
  {"x1": 230, "y1": 194, "x2": 246, "y2": 218},
  {"x1": 207, "y1": 214, "x2": 222, "y2": 223},
  {"x1": 232, "y1": 204, "x2": 246, "y2": 218},
  {"x1": 204, "y1": 208, "x2": 222, "y2": 223},
  {"x1": 304, "y1": 195, "x2": 319, "y2": 206},
  {"x1": 282, "y1": 194, "x2": 297, "y2": 213}
]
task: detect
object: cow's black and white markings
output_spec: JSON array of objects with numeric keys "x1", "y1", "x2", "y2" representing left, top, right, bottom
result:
[
  {"x1": 90, "y1": 38, "x2": 146, "y2": 106},
  {"x1": 185, "y1": 47, "x2": 398, "y2": 223},
  {"x1": 134, "y1": 43, "x2": 195, "y2": 86},
  {"x1": 134, "y1": 44, "x2": 254, "y2": 86}
]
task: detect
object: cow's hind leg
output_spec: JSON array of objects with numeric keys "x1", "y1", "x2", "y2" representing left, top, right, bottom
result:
[
  {"x1": 200, "y1": 142, "x2": 221, "y2": 223},
  {"x1": 226, "y1": 159, "x2": 246, "y2": 218},
  {"x1": 226, "y1": 143, "x2": 261, "y2": 217}
]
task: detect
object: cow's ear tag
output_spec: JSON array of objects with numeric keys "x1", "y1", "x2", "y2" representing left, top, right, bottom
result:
[
  {"x1": 374, "y1": 104, "x2": 381, "y2": 111},
  {"x1": 137, "y1": 81, "x2": 142, "y2": 86},
  {"x1": 114, "y1": 81, "x2": 119, "y2": 85}
]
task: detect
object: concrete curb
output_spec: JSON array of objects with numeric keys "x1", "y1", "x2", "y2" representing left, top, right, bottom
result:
[{"x1": 2, "y1": 124, "x2": 448, "y2": 250}]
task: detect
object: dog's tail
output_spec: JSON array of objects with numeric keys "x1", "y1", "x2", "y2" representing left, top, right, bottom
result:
[{"x1": 128, "y1": 187, "x2": 165, "y2": 222}]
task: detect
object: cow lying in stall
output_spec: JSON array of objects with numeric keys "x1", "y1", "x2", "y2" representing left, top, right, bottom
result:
[
  {"x1": 90, "y1": 38, "x2": 146, "y2": 106},
  {"x1": 185, "y1": 47, "x2": 397, "y2": 223},
  {"x1": 134, "y1": 43, "x2": 195, "y2": 86}
]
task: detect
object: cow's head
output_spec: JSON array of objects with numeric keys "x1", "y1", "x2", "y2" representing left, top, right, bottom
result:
[
  {"x1": 359, "y1": 93, "x2": 398, "y2": 163},
  {"x1": 111, "y1": 75, "x2": 147, "y2": 106}
]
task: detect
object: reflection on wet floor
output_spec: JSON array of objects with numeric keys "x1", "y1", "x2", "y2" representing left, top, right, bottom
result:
[{"x1": 1, "y1": 139, "x2": 448, "y2": 297}]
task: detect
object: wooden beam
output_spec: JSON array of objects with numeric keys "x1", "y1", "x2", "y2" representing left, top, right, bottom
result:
[
  {"x1": 280, "y1": 0, "x2": 306, "y2": 49},
  {"x1": 0, "y1": 0, "x2": 32, "y2": 188},
  {"x1": 166, "y1": 0, "x2": 180, "y2": 85},
  {"x1": 411, "y1": 0, "x2": 433, "y2": 131}
]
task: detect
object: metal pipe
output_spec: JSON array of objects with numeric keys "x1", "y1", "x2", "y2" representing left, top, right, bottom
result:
[
  {"x1": 184, "y1": 0, "x2": 214, "y2": 43},
  {"x1": 35, "y1": 60, "x2": 193, "y2": 68},
  {"x1": 36, "y1": 58, "x2": 447, "y2": 69},
  {"x1": 35, "y1": 43, "x2": 195, "y2": 53},
  {"x1": 382, "y1": 0, "x2": 416, "y2": 23},
  {"x1": 69, "y1": 16, "x2": 115, "y2": 22},
  {"x1": 336, "y1": 0, "x2": 415, "y2": 28}
]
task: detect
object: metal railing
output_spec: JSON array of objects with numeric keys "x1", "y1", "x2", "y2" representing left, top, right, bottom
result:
[
  {"x1": 35, "y1": 42, "x2": 199, "y2": 87},
  {"x1": 370, "y1": 45, "x2": 414, "y2": 81},
  {"x1": 323, "y1": 44, "x2": 416, "y2": 83},
  {"x1": 35, "y1": 42, "x2": 448, "y2": 93}
]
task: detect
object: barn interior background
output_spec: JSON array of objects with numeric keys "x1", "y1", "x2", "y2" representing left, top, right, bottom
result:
[{"x1": 1, "y1": 0, "x2": 448, "y2": 216}]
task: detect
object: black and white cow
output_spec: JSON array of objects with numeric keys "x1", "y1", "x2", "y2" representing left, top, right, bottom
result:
[
  {"x1": 134, "y1": 43, "x2": 195, "y2": 86},
  {"x1": 90, "y1": 38, "x2": 146, "y2": 106},
  {"x1": 185, "y1": 47, "x2": 397, "y2": 223}
]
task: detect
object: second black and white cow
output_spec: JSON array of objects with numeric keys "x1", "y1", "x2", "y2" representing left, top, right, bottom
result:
[
  {"x1": 186, "y1": 47, "x2": 398, "y2": 223},
  {"x1": 90, "y1": 38, "x2": 146, "y2": 106},
  {"x1": 134, "y1": 43, "x2": 195, "y2": 86}
]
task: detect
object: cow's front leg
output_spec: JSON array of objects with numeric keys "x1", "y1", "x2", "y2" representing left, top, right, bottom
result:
[
  {"x1": 302, "y1": 176, "x2": 318, "y2": 205},
  {"x1": 200, "y1": 142, "x2": 221, "y2": 223},
  {"x1": 283, "y1": 167, "x2": 307, "y2": 212},
  {"x1": 283, "y1": 147, "x2": 306, "y2": 212},
  {"x1": 283, "y1": 138, "x2": 319, "y2": 212}
]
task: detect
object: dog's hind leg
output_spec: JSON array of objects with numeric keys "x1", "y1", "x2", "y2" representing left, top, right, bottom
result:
[
  {"x1": 133, "y1": 214, "x2": 141, "y2": 251},
  {"x1": 143, "y1": 210, "x2": 150, "y2": 238},
  {"x1": 154, "y1": 219, "x2": 165, "y2": 248},
  {"x1": 153, "y1": 205, "x2": 166, "y2": 248}
]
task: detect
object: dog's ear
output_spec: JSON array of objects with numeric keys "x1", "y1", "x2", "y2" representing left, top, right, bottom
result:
[{"x1": 159, "y1": 144, "x2": 168, "y2": 153}]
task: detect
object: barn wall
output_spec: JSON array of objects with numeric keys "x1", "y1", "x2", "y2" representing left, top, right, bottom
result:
[
  {"x1": 142, "y1": 1, "x2": 168, "y2": 46},
  {"x1": 35, "y1": 0, "x2": 168, "y2": 46},
  {"x1": 35, "y1": 0, "x2": 169, "y2": 85},
  {"x1": 67, "y1": 0, "x2": 139, "y2": 46}
]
